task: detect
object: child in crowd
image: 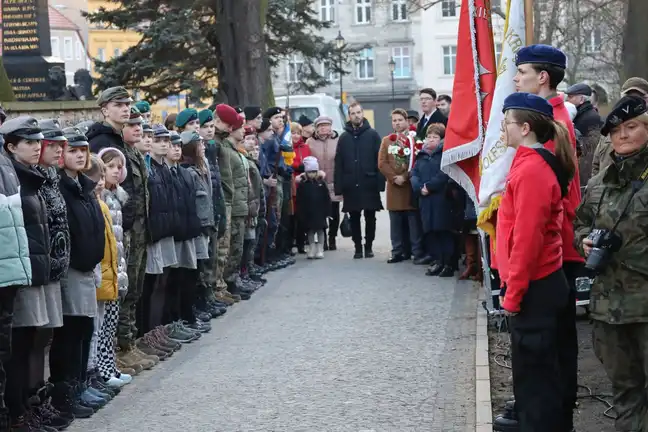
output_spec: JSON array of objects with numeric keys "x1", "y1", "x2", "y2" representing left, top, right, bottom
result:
[
  {"x1": 296, "y1": 156, "x2": 331, "y2": 259},
  {"x1": 96, "y1": 147, "x2": 134, "y2": 384}
]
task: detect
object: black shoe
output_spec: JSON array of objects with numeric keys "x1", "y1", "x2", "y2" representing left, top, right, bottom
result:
[
  {"x1": 387, "y1": 255, "x2": 406, "y2": 264},
  {"x1": 493, "y1": 415, "x2": 519, "y2": 431},
  {"x1": 438, "y1": 266, "x2": 455, "y2": 277},
  {"x1": 425, "y1": 262, "x2": 443, "y2": 276},
  {"x1": 297, "y1": 247, "x2": 306, "y2": 254},
  {"x1": 50, "y1": 382, "x2": 93, "y2": 419},
  {"x1": 328, "y1": 237, "x2": 337, "y2": 251},
  {"x1": 413, "y1": 256, "x2": 433, "y2": 265},
  {"x1": 364, "y1": 244, "x2": 374, "y2": 258},
  {"x1": 353, "y1": 244, "x2": 363, "y2": 259}
]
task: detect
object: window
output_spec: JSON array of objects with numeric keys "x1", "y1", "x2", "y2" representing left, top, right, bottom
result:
[
  {"x1": 321, "y1": 61, "x2": 339, "y2": 82},
  {"x1": 97, "y1": 47, "x2": 105, "y2": 61},
  {"x1": 75, "y1": 41, "x2": 83, "y2": 60},
  {"x1": 441, "y1": 0, "x2": 456, "y2": 18},
  {"x1": 319, "y1": 0, "x2": 335, "y2": 23},
  {"x1": 391, "y1": 0, "x2": 407, "y2": 21},
  {"x1": 51, "y1": 37, "x2": 60, "y2": 57},
  {"x1": 113, "y1": 48, "x2": 121, "y2": 58},
  {"x1": 356, "y1": 47, "x2": 374, "y2": 79},
  {"x1": 494, "y1": 42, "x2": 502, "y2": 66},
  {"x1": 355, "y1": 0, "x2": 372, "y2": 24},
  {"x1": 442, "y1": 45, "x2": 457, "y2": 75},
  {"x1": 63, "y1": 37, "x2": 73, "y2": 60},
  {"x1": 392, "y1": 47, "x2": 411, "y2": 78},
  {"x1": 586, "y1": 25, "x2": 602, "y2": 53},
  {"x1": 286, "y1": 55, "x2": 304, "y2": 82}
]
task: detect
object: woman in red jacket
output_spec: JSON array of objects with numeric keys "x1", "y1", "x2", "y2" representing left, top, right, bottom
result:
[
  {"x1": 291, "y1": 122, "x2": 312, "y2": 253},
  {"x1": 496, "y1": 92, "x2": 576, "y2": 432}
]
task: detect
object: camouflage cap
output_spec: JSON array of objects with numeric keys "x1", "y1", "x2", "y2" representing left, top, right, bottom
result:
[
  {"x1": 621, "y1": 77, "x2": 648, "y2": 97},
  {"x1": 39, "y1": 118, "x2": 67, "y2": 142},
  {"x1": 127, "y1": 106, "x2": 143, "y2": 125},
  {"x1": 97, "y1": 86, "x2": 133, "y2": 106},
  {"x1": 0, "y1": 116, "x2": 44, "y2": 140}
]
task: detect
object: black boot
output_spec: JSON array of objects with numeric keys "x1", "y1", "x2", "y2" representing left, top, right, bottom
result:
[
  {"x1": 364, "y1": 243, "x2": 374, "y2": 258},
  {"x1": 353, "y1": 243, "x2": 363, "y2": 259},
  {"x1": 50, "y1": 381, "x2": 93, "y2": 419},
  {"x1": 30, "y1": 391, "x2": 72, "y2": 431},
  {"x1": 328, "y1": 235, "x2": 337, "y2": 251}
]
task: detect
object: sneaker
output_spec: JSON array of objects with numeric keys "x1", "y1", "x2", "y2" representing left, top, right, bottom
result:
[
  {"x1": 187, "y1": 320, "x2": 211, "y2": 333},
  {"x1": 106, "y1": 376, "x2": 128, "y2": 389},
  {"x1": 145, "y1": 331, "x2": 176, "y2": 356},
  {"x1": 165, "y1": 321, "x2": 200, "y2": 343},
  {"x1": 152, "y1": 326, "x2": 182, "y2": 351},
  {"x1": 177, "y1": 321, "x2": 202, "y2": 339},
  {"x1": 132, "y1": 346, "x2": 160, "y2": 366},
  {"x1": 137, "y1": 337, "x2": 170, "y2": 361},
  {"x1": 116, "y1": 373, "x2": 133, "y2": 385}
]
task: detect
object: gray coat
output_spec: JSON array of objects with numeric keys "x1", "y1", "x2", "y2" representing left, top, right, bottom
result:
[{"x1": 184, "y1": 164, "x2": 215, "y2": 229}]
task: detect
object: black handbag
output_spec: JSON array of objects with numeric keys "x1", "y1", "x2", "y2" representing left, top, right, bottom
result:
[{"x1": 340, "y1": 212, "x2": 353, "y2": 238}]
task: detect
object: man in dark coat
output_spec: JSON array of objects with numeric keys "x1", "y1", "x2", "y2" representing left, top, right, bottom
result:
[
  {"x1": 416, "y1": 88, "x2": 448, "y2": 140},
  {"x1": 334, "y1": 102, "x2": 384, "y2": 259}
]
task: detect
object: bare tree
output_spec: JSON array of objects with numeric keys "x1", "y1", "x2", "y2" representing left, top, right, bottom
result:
[{"x1": 622, "y1": 0, "x2": 648, "y2": 81}]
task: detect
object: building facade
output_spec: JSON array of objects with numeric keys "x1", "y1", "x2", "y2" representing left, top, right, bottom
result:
[
  {"x1": 272, "y1": 0, "x2": 424, "y2": 137},
  {"x1": 49, "y1": 5, "x2": 92, "y2": 86},
  {"x1": 49, "y1": 0, "x2": 89, "y2": 45}
]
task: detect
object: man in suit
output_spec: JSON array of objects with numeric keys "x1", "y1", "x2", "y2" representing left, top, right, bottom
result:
[{"x1": 416, "y1": 88, "x2": 448, "y2": 140}]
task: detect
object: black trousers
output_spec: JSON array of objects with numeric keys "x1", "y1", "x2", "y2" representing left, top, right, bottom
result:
[
  {"x1": 164, "y1": 268, "x2": 198, "y2": 325},
  {"x1": 349, "y1": 210, "x2": 376, "y2": 246},
  {"x1": 5, "y1": 326, "x2": 36, "y2": 421},
  {"x1": 28, "y1": 327, "x2": 52, "y2": 390},
  {"x1": 0, "y1": 287, "x2": 17, "y2": 430},
  {"x1": 293, "y1": 218, "x2": 306, "y2": 249},
  {"x1": 327, "y1": 202, "x2": 340, "y2": 240},
  {"x1": 424, "y1": 230, "x2": 455, "y2": 266},
  {"x1": 49, "y1": 316, "x2": 94, "y2": 386},
  {"x1": 510, "y1": 269, "x2": 570, "y2": 432},
  {"x1": 139, "y1": 269, "x2": 170, "y2": 336}
]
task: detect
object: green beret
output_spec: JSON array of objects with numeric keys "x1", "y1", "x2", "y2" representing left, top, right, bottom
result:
[
  {"x1": 135, "y1": 101, "x2": 151, "y2": 114},
  {"x1": 97, "y1": 86, "x2": 133, "y2": 106},
  {"x1": 176, "y1": 108, "x2": 199, "y2": 128},
  {"x1": 198, "y1": 109, "x2": 214, "y2": 126}
]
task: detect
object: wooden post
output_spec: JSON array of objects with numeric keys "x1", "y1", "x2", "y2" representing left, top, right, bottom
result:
[{"x1": 524, "y1": 0, "x2": 534, "y2": 44}]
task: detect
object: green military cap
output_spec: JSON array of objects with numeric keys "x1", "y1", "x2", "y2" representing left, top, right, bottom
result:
[
  {"x1": 39, "y1": 118, "x2": 67, "y2": 142},
  {"x1": 198, "y1": 109, "x2": 214, "y2": 126},
  {"x1": 142, "y1": 123, "x2": 154, "y2": 133},
  {"x1": 180, "y1": 130, "x2": 202, "y2": 145},
  {"x1": 169, "y1": 131, "x2": 182, "y2": 145},
  {"x1": 127, "y1": 106, "x2": 143, "y2": 125},
  {"x1": 175, "y1": 108, "x2": 199, "y2": 128},
  {"x1": 74, "y1": 120, "x2": 95, "y2": 136},
  {"x1": 135, "y1": 100, "x2": 151, "y2": 114},
  {"x1": 97, "y1": 86, "x2": 133, "y2": 106},
  {"x1": 0, "y1": 116, "x2": 44, "y2": 139}
]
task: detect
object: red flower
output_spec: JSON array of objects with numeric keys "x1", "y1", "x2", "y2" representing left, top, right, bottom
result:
[
  {"x1": 409, "y1": 124, "x2": 417, "y2": 132},
  {"x1": 398, "y1": 147, "x2": 405, "y2": 156},
  {"x1": 389, "y1": 133, "x2": 398, "y2": 142}
]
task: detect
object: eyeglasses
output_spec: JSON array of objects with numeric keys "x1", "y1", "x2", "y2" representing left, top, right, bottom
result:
[{"x1": 420, "y1": 97, "x2": 434, "y2": 102}]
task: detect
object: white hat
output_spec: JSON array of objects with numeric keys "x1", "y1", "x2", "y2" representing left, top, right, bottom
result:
[{"x1": 303, "y1": 156, "x2": 319, "y2": 172}]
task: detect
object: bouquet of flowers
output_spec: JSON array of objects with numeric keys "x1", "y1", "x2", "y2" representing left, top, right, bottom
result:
[{"x1": 387, "y1": 125, "x2": 425, "y2": 170}]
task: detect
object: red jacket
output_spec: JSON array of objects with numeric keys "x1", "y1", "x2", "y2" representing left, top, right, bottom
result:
[
  {"x1": 292, "y1": 138, "x2": 312, "y2": 174},
  {"x1": 497, "y1": 146, "x2": 564, "y2": 313},
  {"x1": 544, "y1": 95, "x2": 584, "y2": 264}
]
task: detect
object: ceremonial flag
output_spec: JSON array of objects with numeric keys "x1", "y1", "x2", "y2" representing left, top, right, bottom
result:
[
  {"x1": 441, "y1": 0, "x2": 497, "y2": 207},
  {"x1": 476, "y1": 0, "x2": 527, "y2": 238}
]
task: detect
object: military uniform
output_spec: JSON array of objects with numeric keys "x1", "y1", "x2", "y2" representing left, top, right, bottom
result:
[
  {"x1": 574, "y1": 96, "x2": 648, "y2": 431},
  {"x1": 590, "y1": 134, "x2": 613, "y2": 178}
]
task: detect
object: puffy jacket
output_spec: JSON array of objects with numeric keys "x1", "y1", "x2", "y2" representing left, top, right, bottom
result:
[
  {"x1": 169, "y1": 164, "x2": 202, "y2": 241},
  {"x1": 219, "y1": 138, "x2": 249, "y2": 218},
  {"x1": 12, "y1": 159, "x2": 49, "y2": 286},
  {"x1": 59, "y1": 170, "x2": 106, "y2": 272},
  {"x1": 182, "y1": 163, "x2": 215, "y2": 230},
  {"x1": 307, "y1": 132, "x2": 342, "y2": 202},
  {"x1": 36, "y1": 166, "x2": 70, "y2": 282},
  {"x1": 0, "y1": 151, "x2": 31, "y2": 287},
  {"x1": 97, "y1": 200, "x2": 118, "y2": 301},
  {"x1": 101, "y1": 186, "x2": 128, "y2": 297},
  {"x1": 147, "y1": 158, "x2": 177, "y2": 243}
]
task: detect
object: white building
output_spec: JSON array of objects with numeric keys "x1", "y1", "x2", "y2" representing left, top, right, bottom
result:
[{"x1": 49, "y1": 5, "x2": 92, "y2": 86}]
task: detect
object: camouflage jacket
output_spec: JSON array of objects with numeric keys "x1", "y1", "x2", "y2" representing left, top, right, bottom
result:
[
  {"x1": 574, "y1": 146, "x2": 648, "y2": 324},
  {"x1": 590, "y1": 135, "x2": 613, "y2": 178},
  {"x1": 122, "y1": 144, "x2": 149, "y2": 231}
]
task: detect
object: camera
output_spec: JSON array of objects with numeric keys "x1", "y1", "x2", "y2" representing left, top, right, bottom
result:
[{"x1": 585, "y1": 229, "x2": 622, "y2": 273}]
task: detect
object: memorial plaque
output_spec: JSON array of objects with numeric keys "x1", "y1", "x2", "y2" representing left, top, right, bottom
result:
[{"x1": 3, "y1": 56, "x2": 64, "y2": 101}]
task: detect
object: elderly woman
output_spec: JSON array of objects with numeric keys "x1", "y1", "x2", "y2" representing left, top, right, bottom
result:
[{"x1": 574, "y1": 95, "x2": 648, "y2": 432}]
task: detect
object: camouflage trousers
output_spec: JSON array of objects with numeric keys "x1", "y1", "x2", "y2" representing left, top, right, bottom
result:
[
  {"x1": 593, "y1": 320, "x2": 648, "y2": 432},
  {"x1": 215, "y1": 206, "x2": 233, "y2": 291},
  {"x1": 0, "y1": 287, "x2": 17, "y2": 431},
  {"x1": 117, "y1": 218, "x2": 147, "y2": 350},
  {"x1": 224, "y1": 216, "x2": 246, "y2": 283},
  {"x1": 201, "y1": 230, "x2": 221, "y2": 298}
]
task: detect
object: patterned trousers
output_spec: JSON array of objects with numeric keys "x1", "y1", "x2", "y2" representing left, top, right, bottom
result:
[
  {"x1": 215, "y1": 206, "x2": 232, "y2": 290},
  {"x1": 225, "y1": 216, "x2": 246, "y2": 282},
  {"x1": 118, "y1": 218, "x2": 147, "y2": 350},
  {"x1": 97, "y1": 300, "x2": 120, "y2": 380}
]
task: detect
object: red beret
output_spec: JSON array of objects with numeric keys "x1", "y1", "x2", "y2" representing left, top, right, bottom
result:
[{"x1": 215, "y1": 104, "x2": 241, "y2": 128}]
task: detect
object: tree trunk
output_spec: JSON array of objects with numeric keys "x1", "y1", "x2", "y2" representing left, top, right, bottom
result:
[
  {"x1": 0, "y1": 57, "x2": 16, "y2": 102},
  {"x1": 622, "y1": 0, "x2": 648, "y2": 81},
  {"x1": 259, "y1": 0, "x2": 275, "y2": 108},
  {"x1": 214, "y1": 0, "x2": 272, "y2": 107}
]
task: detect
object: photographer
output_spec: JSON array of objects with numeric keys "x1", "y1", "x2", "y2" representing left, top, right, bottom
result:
[{"x1": 574, "y1": 95, "x2": 648, "y2": 432}]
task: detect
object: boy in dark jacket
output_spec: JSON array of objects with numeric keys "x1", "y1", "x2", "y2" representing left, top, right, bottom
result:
[{"x1": 296, "y1": 156, "x2": 331, "y2": 259}]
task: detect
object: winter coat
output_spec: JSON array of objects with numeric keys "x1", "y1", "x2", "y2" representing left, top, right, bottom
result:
[
  {"x1": 378, "y1": 135, "x2": 415, "y2": 211},
  {"x1": 12, "y1": 159, "x2": 49, "y2": 287},
  {"x1": 147, "y1": 158, "x2": 177, "y2": 243},
  {"x1": 307, "y1": 132, "x2": 342, "y2": 202},
  {"x1": 334, "y1": 119, "x2": 384, "y2": 213},
  {"x1": 169, "y1": 164, "x2": 202, "y2": 241},
  {"x1": 0, "y1": 152, "x2": 31, "y2": 288},
  {"x1": 291, "y1": 138, "x2": 312, "y2": 174},
  {"x1": 573, "y1": 101, "x2": 603, "y2": 138},
  {"x1": 88, "y1": 123, "x2": 149, "y2": 232},
  {"x1": 219, "y1": 138, "x2": 249, "y2": 218},
  {"x1": 59, "y1": 171, "x2": 106, "y2": 273},
  {"x1": 246, "y1": 156, "x2": 264, "y2": 222},
  {"x1": 296, "y1": 178, "x2": 332, "y2": 232},
  {"x1": 410, "y1": 146, "x2": 454, "y2": 232},
  {"x1": 36, "y1": 166, "x2": 70, "y2": 282},
  {"x1": 101, "y1": 186, "x2": 128, "y2": 298},
  {"x1": 205, "y1": 131, "x2": 227, "y2": 233},
  {"x1": 97, "y1": 200, "x2": 118, "y2": 301},
  {"x1": 182, "y1": 163, "x2": 215, "y2": 230}
]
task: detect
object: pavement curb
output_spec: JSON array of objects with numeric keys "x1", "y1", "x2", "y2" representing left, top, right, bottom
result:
[{"x1": 475, "y1": 290, "x2": 493, "y2": 432}]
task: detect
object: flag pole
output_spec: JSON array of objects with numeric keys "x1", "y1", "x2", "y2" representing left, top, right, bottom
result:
[{"x1": 524, "y1": 0, "x2": 534, "y2": 44}]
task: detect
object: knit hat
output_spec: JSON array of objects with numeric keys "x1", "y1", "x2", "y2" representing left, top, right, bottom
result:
[
  {"x1": 176, "y1": 108, "x2": 199, "y2": 128},
  {"x1": 314, "y1": 115, "x2": 333, "y2": 128},
  {"x1": 198, "y1": 109, "x2": 214, "y2": 126},
  {"x1": 97, "y1": 147, "x2": 128, "y2": 184},
  {"x1": 303, "y1": 156, "x2": 319, "y2": 172},
  {"x1": 244, "y1": 106, "x2": 261, "y2": 120}
]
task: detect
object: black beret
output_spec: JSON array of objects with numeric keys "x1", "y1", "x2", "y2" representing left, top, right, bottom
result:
[
  {"x1": 244, "y1": 106, "x2": 261, "y2": 120},
  {"x1": 263, "y1": 107, "x2": 283, "y2": 119},
  {"x1": 601, "y1": 96, "x2": 648, "y2": 136},
  {"x1": 257, "y1": 118, "x2": 271, "y2": 133},
  {"x1": 297, "y1": 115, "x2": 313, "y2": 127}
]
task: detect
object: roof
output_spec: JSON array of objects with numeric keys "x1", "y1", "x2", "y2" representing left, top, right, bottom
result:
[{"x1": 48, "y1": 6, "x2": 80, "y2": 31}]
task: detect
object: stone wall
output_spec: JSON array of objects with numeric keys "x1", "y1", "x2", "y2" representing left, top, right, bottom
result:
[{"x1": 3, "y1": 101, "x2": 101, "y2": 127}]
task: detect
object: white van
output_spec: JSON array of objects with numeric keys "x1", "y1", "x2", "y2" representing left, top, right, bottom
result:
[{"x1": 275, "y1": 94, "x2": 347, "y2": 133}]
